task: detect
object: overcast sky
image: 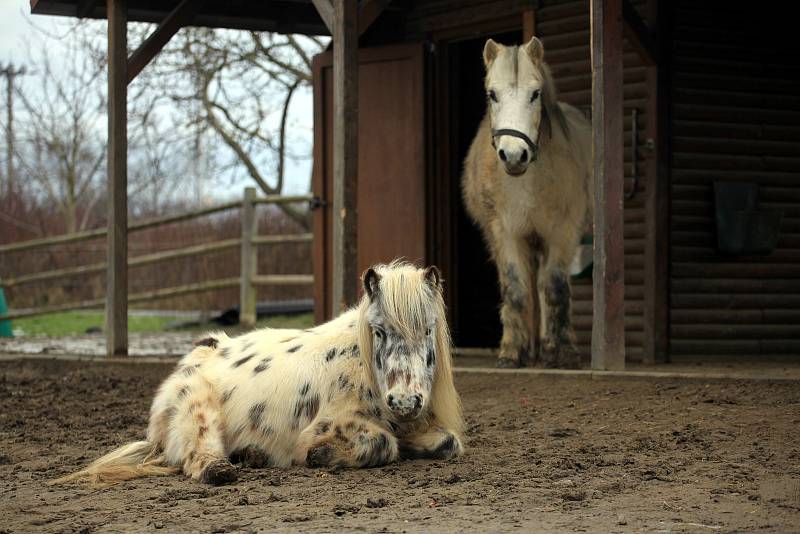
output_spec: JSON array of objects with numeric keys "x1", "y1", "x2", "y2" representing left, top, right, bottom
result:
[{"x1": 0, "y1": 0, "x2": 315, "y2": 201}]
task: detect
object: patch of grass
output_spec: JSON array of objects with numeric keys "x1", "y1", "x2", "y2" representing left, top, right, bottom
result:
[
  {"x1": 255, "y1": 312, "x2": 315, "y2": 330},
  {"x1": 14, "y1": 312, "x2": 186, "y2": 337}
]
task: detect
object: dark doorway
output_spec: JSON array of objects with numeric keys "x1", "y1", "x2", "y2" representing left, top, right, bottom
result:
[{"x1": 447, "y1": 30, "x2": 522, "y2": 349}]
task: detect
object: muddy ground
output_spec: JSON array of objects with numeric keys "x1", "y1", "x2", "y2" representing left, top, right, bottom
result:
[{"x1": 0, "y1": 359, "x2": 798, "y2": 533}]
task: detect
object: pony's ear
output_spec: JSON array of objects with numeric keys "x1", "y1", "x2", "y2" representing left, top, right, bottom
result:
[
  {"x1": 362, "y1": 267, "x2": 381, "y2": 300},
  {"x1": 483, "y1": 39, "x2": 500, "y2": 67},
  {"x1": 423, "y1": 266, "x2": 443, "y2": 292},
  {"x1": 523, "y1": 36, "x2": 544, "y2": 64}
]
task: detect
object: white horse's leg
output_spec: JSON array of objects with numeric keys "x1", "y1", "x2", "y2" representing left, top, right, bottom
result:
[
  {"x1": 490, "y1": 231, "x2": 534, "y2": 368},
  {"x1": 537, "y1": 241, "x2": 581, "y2": 369}
]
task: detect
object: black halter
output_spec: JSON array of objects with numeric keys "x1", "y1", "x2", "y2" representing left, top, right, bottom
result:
[
  {"x1": 490, "y1": 128, "x2": 539, "y2": 162},
  {"x1": 489, "y1": 100, "x2": 551, "y2": 163}
]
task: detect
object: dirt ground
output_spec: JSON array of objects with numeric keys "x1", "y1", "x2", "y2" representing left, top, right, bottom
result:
[{"x1": 1, "y1": 358, "x2": 798, "y2": 533}]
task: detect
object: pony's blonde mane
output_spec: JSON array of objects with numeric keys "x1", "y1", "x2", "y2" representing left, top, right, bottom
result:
[{"x1": 357, "y1": 262, "x2": 464, "y2": 438}]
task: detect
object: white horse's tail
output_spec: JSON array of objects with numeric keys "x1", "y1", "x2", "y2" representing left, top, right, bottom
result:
[{"x1": 50, "y1": 440, "x2": 178, "y2": 487}]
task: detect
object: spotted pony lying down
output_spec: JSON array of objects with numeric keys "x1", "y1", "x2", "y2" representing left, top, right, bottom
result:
[{"x1": 54, "y1": 262, "x2": 465, "y2": 486}]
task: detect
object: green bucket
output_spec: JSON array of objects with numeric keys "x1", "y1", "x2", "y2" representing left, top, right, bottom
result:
[{"x1": 0, "y1": 287, "x2": 12, "y2": 337}]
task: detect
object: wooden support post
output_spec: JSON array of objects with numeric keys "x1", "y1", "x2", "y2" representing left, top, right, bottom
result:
[
  {"x1": 643, "y1": 0, "x2": 670, "y2": 364},
  {"x1": 240, "y1": 187, "x2": 257, "y2": 328},
  {"x1": 522, "y1": 7, "x2": 540, "y2": 363},
  {"x1": 522, "y1": 7, "x2": 536, "y2": 40},
  {"x1": 331, "y1": 0, "x2": 359, "y2": 315},
  {"x1": 590, "y1": 0, "x2": 626, "y2": 370},
  {"x1": 106, "y1": 0, "x2": 127, "y2": 357}
]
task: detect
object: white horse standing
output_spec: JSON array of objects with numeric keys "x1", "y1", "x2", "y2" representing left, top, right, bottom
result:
[
  {"x1": 462, "y1": 37, "x2": 593, "y2": 368},
  {"x1": 54, "y1": 262, "x2": 464, "y2": 486}
]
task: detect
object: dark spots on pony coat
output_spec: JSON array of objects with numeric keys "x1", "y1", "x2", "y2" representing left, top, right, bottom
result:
[
  {"x1": 249, "y1": 402, "x2": 267, "y2": 431},
  {"x1": 219, "y1": 347, "x2": 232, "y2": 359},
  {"x1": 292, "y1": 394, "x2": 320, "y2": 428},
  {"x1": 337, "y1": 374, "x2": 350, "y2": 391},
  {"x1": 182, "y1": 364, "x2": 200, "y2": 377},
  {"x1": 177, "y1": 385, "x2": 191, "y2": 401},
  {"x1": 232, "y1": 354, "x2": 256, "y2": 368},
  {"x1": 426, "y1": 347, "x2": 435, "y2": 367},
  {"x1": 253, "y1": 358, "x2": 271, "y2": 374},
  {"x1": 356, "y1": 433, "x2": 392, "y2": 467},
  {"x1": 299, "y1": 382, "x2": 311, "y2": 397},
  {"x1": 315, "y1": 420, "x2": 331, "y2": 435},
  {"x1": 287, "y1": 345, "x2": 302, "y2": 354},
  {"x1": 194, "y1": 337, "x2": 218, "y2": 349},
  {"x1": 325, "y1": 348, "x2": 337, "y2": 362},
  {"x1": 220, "y1": 387, "x2": 237, "y2": 404},
  {"x1": 231, "y1": 352, "x2": 256, "y2": 367}
]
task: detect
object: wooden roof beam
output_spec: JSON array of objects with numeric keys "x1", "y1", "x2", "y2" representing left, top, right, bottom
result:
[
  {"x1": 622, "y1": 0, "x2": 657, "y2": 65},
  {"x1": 126, "y1": 0, "x2": 197, "y2": 85},
  {"x1": 77, "y1": 0, "x2": 98, "y2": 18},
  {"x1": 358, "y1": 0, "x2": 390, "y2": 36},
  {"x1": 314, "y1": 0, "x2": 392, "y2": 38},
  {"x1": 312, "y1": 0, "x2": 334, "y2": 34}
]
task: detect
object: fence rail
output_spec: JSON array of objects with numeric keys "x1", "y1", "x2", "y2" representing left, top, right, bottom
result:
[{"x1": 0, "y1": 188, "x2": 315, "y2": 327}]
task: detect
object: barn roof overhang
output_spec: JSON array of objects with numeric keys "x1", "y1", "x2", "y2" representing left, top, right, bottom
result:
[{"x1": 30, "y1": 0, "x2": 409, "y2": 35}]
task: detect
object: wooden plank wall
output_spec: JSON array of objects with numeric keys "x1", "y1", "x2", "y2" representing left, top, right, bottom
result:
[
  {"x1": 668, "y1": 1, "x2": 800, "y2": 359},
  {"x1": 537, "y1": 0, "x2": 649, "y2": 362}
]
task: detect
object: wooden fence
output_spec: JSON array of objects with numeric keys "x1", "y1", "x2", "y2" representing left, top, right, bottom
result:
[{"x1": 0, "y1": 187, "x2": 314, "y2": 328}]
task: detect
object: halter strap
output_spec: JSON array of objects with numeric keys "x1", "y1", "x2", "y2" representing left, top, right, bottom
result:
[{"x1": 491, "y1": 128, "x2": 539, "y2": 160}]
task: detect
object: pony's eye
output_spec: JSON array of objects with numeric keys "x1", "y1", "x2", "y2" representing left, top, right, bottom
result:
[
  {"x1": 374, "y1": 328, "x2": 385, "y2": 340},
  {"x1": 530, "y1": 89, "x2": 541, "y2": 103},
  {"x1": 487, "y1": 90, "x2": 498, "y2": 103}
]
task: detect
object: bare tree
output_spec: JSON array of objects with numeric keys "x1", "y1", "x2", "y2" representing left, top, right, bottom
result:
[
  {"x1": 11, "y1": 20, "x2": 191, "y2": 233},
  {"x1": 134, "y1": 28, "x2": 326, "y2": 229},
  {"x1": 14, "y1": 28, "x2": 107, "y2": 234}
]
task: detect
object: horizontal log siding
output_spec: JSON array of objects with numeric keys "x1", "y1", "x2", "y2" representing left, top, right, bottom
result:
[{"x1": 669, "y1": 1, "x2": 800, "y2": 358}]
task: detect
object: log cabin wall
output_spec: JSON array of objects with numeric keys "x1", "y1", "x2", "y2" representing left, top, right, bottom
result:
[{"x1": 668, "y1": 1, "x2": 800, "y2": 359}]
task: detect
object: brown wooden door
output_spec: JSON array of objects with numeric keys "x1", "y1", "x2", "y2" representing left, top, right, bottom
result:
[{"x1": 312, "y1": 43, "x2": 426, "y2": 323}]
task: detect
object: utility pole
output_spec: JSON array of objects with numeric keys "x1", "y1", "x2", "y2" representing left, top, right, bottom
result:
[{"x1": 1, "y1": 64, "x2": 27, "y2": 197}]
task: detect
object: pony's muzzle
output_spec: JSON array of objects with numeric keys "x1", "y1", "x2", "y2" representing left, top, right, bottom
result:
[
  {"x1": 386, "y1": 393, "x2": 423, "y2": 420},
  {"x1": 492, "y1": 128, "x2": 539, "y2": 174}
]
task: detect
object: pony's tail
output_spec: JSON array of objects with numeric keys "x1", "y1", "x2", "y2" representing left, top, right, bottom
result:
[{"x1": 49, "y1": 441, "x2": 178, "y2": 487}]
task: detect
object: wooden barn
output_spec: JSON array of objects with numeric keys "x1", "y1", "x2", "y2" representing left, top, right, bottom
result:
[{"x1": 30, "y1": 0, "x2": 800, "y2": 368}]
